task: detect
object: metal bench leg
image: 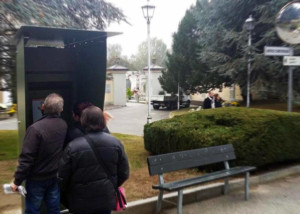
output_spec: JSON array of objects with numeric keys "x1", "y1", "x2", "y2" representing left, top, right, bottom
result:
[
  {"x1": 156, "y1": 190, "x2": 164, "y2": 213},
  {"x1": 245, "y1": 172, "x2": 249, "y2": 200},
  {"x1": 177, "y1": 189, "x2": 183, "y2": 214},
  {"x1": 224, "y1": 178, "x2": 229, "y2": 195}
]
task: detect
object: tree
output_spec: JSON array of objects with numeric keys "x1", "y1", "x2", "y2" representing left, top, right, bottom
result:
[
  {"x1": 107, "y1": 44, "x2": 131, "y2": 68},
  {"x1": 0, "y1": 0, "x2": 127, "y2": 101},
  {"x1": 159, "y1": 5, "x2": 227, "y2": 94},
  {"x1": 161, "y1": 0, "x2": 300, "y2": 100},
  {"x1": 131, "y1": 38, "x2": 168, "y2": 71},
  {"x1": 194, "y1": 0, "x2": 300, "y2": 100}
]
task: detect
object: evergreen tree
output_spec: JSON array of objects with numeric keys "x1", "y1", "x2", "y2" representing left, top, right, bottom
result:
[
  {"x1": 160, "y1": 5, "x2": 227, "y2": 94},
  {"x1": 195, "y1": 0, "x2": 299, "y2": 100},
  {"x1": 161, "y1": 0, "x2": 300, "y2": 99}
]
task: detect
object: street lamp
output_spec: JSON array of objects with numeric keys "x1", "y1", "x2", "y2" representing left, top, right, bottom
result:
[
  {"x1": 142, "y1": 0, "x2": 155, "y2": 124},
  {"x1": 244, "y1": 15, "x2": 255, "y2": 108}
]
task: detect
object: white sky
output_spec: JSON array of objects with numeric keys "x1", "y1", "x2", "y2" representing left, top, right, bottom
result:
[{"x1": 106, "y1": 0, "x2": 196, "y2": 57}]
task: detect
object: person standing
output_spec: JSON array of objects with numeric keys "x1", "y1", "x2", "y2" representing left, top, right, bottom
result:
[
  {"x1": 58, "y1": 106, "x2": 129, "y2": 214},
  {"x1": 203, "y1": 91, "x2": 215, "y2": 109},
  {"x1": 11, "y1": 93, "x2": 67, "y2": 214},
  {"x1": 65, "y1": 102, "x2": 110, "y2": 147},
  {"x1": 214, "y1": 93, "x2": 223, "y2": 108}
]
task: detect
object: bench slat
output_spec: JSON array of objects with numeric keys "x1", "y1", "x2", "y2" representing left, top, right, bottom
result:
[
  {"x1": 153, "y1": 166, "x2": 256, "y2": 191},
  {"x1": 148, "y1": 144, "x2": 236, "y2": 175}
]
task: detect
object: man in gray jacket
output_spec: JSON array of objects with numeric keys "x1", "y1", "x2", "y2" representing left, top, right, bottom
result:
[{"x1": 11, "y1": 93, "x2": 67, "y2": 214}]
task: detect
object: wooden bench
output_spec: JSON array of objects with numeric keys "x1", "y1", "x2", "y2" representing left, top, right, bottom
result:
[{"x1": 147, "y1": 144, "x2": 256, "y2": 214}]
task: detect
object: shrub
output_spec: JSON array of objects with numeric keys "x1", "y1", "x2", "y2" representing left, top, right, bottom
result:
[
  {"x1": 126, "y1": 88, "x2": 133, "y2": 100},
  {"x1": 144, "y1": 108, "x2": 300, "y2": 167}
]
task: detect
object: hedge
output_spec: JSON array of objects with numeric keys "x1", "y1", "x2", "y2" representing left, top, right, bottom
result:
[{"x1": 144, "y1": 108, "x2": 300, "y2": 167}]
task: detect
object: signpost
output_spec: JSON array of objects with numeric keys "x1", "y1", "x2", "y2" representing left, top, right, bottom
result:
[
  {"x1": 282, "y1": 56, "x2": 299, "y2": 112},
  {"x1": 283, "y1": 56, "x2": 300, "y2": 66},
  {"x1": 264, "y1": 46, "x2": 293, "y2": 56},
  {"x1": 264, "y1": 46, "x2": 295, "y2": 112}
]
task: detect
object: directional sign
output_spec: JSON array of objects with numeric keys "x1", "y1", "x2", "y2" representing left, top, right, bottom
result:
[
  {"x1": 264, "y1": 46, "x2": 293, "y2": 56},
  {"x1": 283, "y1": 56, "x2": 300, "y2": 66}
]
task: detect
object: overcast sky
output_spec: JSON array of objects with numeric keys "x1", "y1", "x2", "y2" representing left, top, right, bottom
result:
[{"x1": 106, "y1": 0, "x2": 196, "y2": 57}]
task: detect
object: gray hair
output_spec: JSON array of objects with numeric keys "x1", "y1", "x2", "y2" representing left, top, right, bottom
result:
[{"x1": 43, "y1": 93, "x2": 64, "y2": 114}]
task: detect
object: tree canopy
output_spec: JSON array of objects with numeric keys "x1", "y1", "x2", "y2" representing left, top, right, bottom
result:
[
  {"x1": 160, "y1": 0, "x2": 300, "y2": 100},
  {"x1": 130, "y1": 38, "x2": 168, "y2": 71}
]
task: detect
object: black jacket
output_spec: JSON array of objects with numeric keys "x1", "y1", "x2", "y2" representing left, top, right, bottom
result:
[
  {"x1": 203, "y1": 97, "x2": 214, "y2": 109},
  {"x1": 215, "y1": 100, "x2": 222, "y2": 108},
  {"x1": 64, "y1": 122, "x2": 110, "y2": 148},
  {"x1": 14, "y1": 115, "x2": 67, "y2": 185},
  {"x1": 58, "y1": 131, "x2": 129, "y2": 214}
]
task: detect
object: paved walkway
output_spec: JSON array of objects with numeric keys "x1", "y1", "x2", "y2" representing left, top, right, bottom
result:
[
  {"x1": 0, "y1": 103, "x2": 171, "y2": 136},
  {"x1": 163, "y1": 174, "x2": 300, "y2": 214},
  {"x1": 0, "y1": 117, "x2": 17, "y2": 130},
  {"x1": 105, "y1": 102, "x2": 171, "y2": 136}
]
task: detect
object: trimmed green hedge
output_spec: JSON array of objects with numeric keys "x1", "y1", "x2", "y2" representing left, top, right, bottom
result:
[{"x1": 144, "y1": 108, "x2": 300, "y2": 167}]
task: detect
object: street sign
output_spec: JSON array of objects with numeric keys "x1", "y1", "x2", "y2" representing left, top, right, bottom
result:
[
  {"x1": 283, "y1": 56, "x2": 300, "y2": 66},
  {"x1": 264, "y1": 46, "x2": 293, "y2": 56}
]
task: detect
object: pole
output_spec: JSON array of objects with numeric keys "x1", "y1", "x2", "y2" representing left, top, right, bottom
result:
[
  {"x1": 177, "y1": 81, "x2": 180, "y2": 110},
  {"x1": 288, "y1": 66, "x2": 293, "y2": 112},
  {"x1": 147, "y1": 19, "x2": 152, "y2": 123},
  {"x1": 246, "y1": 31, "x2": 251, "y2": 108}
]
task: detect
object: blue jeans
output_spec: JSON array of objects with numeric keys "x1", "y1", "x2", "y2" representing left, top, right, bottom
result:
[{"x1": 25, "y1": 177, "x2": 60, "y2": 214}]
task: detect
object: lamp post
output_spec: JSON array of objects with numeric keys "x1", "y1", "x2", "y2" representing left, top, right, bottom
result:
[
  {"x1": 142, "y1": 0, "x2": 155, "y2": 124},
  {"x1": 244, "y1": 15, "x2": 255, "y2": 108}
]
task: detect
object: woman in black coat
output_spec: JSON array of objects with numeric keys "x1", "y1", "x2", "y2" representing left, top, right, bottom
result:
[{"x1": 58, "y1": 106, "x2": 129, "y2": 214}]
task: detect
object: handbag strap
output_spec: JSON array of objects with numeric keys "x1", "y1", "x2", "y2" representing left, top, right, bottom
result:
[
  {"x1": 85, "y1": 135, "x2": 113, "y2": 180},
  {"x1": 85, "y1": 135, "x2": 126, "y2": 208}
]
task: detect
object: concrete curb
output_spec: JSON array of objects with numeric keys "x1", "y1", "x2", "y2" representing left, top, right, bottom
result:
[{"x1": 119, "y1": 164, "x2": 300, "y2": 214}]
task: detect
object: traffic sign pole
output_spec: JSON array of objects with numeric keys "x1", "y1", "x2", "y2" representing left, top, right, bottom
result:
[{"x1": 288, "y1": 67, "x2": 293, "y2": 112}]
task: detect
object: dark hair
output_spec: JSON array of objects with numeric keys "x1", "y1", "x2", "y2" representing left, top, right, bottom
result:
[
  {"x1": 73, "y1": 102, "x2": 93, "y2": 117},
  {"x1": 80, "y1": 106, "x2": 106, "y2": 132}
]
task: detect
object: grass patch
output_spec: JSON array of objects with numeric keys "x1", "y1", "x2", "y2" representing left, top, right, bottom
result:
[
  {"x1": 112, "y1": 133, "x2": 200, "y2": 201},
  {"x1": 112, "y1": 133, "x2": 149, "y2": 170},
  {"x1": 0, "y1": 131, "x2": 202, "y2": 202},
  {"x1": 0, "y1": 130, "x2": 18, "y2": 160}
]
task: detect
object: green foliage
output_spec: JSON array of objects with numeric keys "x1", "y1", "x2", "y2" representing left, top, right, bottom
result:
[
  {"x1": 195, "y1": 0, "x2": 300, "y2": 99},
  {"x1": 126, "y1": 88, "x2": 133, "y2": 99},
  {"x1": 0, "y1": 130, "x2": 18, "y2": 160},
  {"x1": 161, "y1": 0, "x2": 300, "y2": 99},
  {"x1": 160, "y1": 5, "x2": 227, "y2": 94},
  {"x1": 144, "y1": 108, "x2": 300, "y2": 167},
  {"x1": 112, "y1": 133, "x2": 149, "y2": 170}
]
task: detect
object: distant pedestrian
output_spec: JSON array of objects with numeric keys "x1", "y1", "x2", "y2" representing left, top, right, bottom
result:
[
  {"x1": 58, "y1": 106, "x2": 129, "y2": 214},
  {"x1": 11, "y1": 93, "x2": 67, "y2": 214},
  {"x1": 203, "y1": 91, "x2": 215, "y2": 109},
  {"x1": 214, "y1": 93, "x2": 223, "y2": 108}
]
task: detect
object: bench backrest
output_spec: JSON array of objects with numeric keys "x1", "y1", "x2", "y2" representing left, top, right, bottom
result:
[{"x1": 147, "y1": 144, "x2": 235, "y2": 176}]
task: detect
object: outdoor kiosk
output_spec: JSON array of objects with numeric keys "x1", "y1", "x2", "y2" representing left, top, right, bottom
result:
[{"x1": 14, "y1": 26, "x2": 119, "y2": 213}]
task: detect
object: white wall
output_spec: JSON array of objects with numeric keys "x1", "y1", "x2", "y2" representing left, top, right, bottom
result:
[
  {"x1": 151, "y1": 72, "x2": 163, "y2": 95},
  {"x1": 112, "y1": 73, "x2": 127, "y2": 106}
]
